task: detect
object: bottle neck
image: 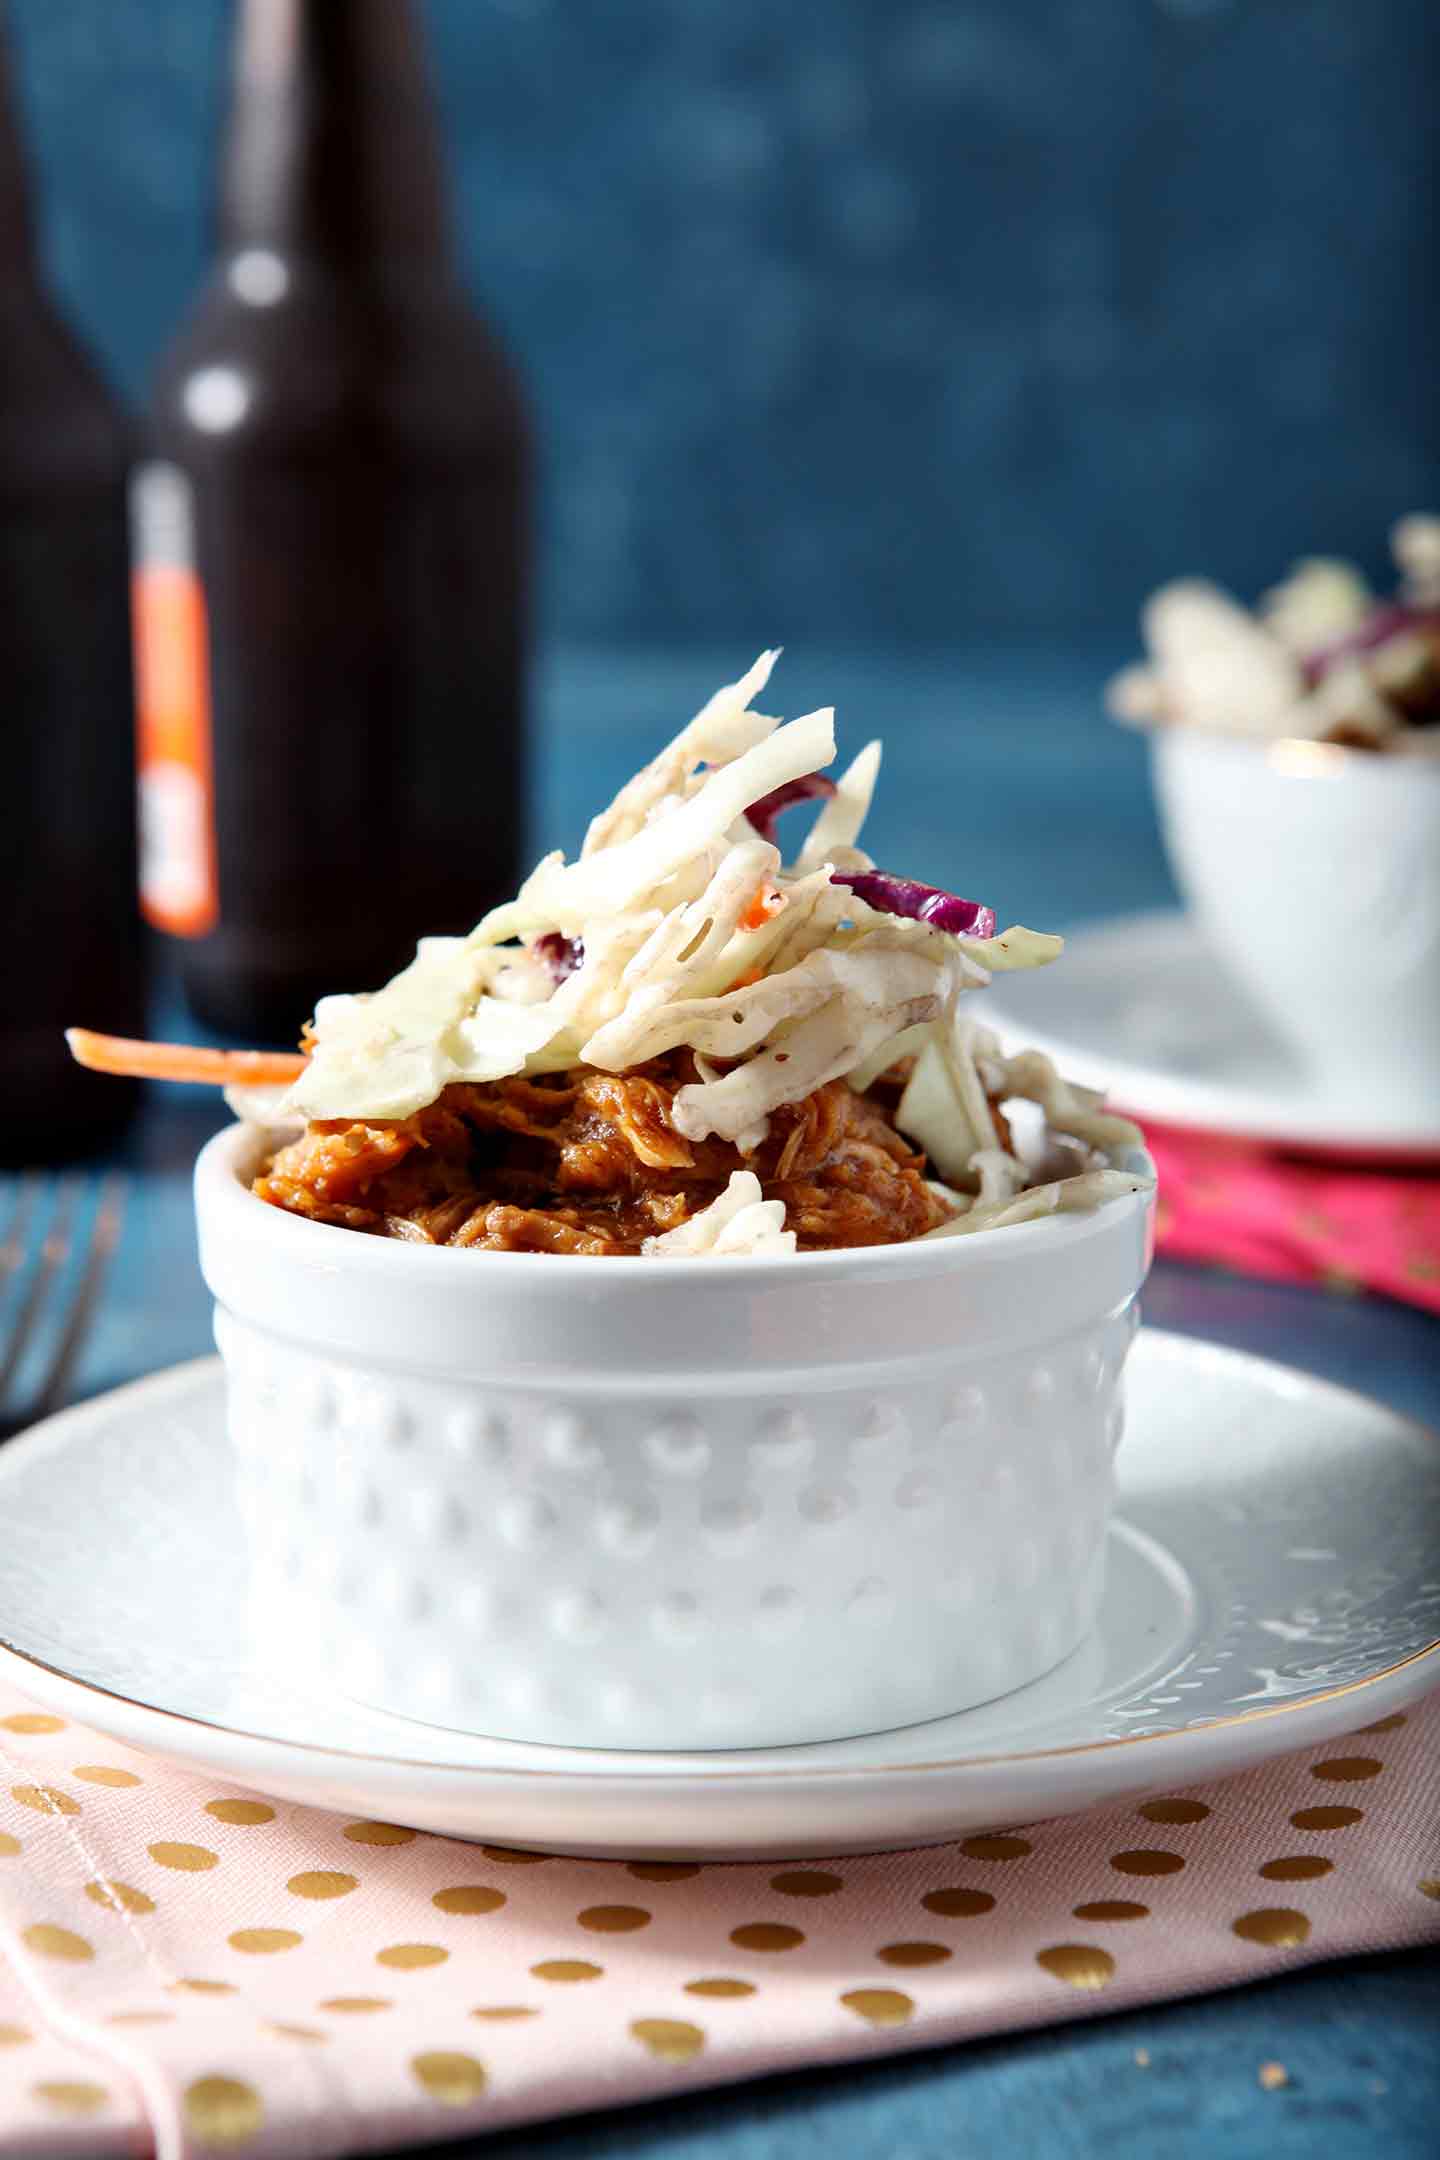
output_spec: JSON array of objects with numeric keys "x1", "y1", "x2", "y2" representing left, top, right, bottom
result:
[
  {"x1": 218, "y1": 0, "x2": 451, "y2": 274},
  {"x1": 0, "y1": 13, "x2": 38, "y2": 278}
]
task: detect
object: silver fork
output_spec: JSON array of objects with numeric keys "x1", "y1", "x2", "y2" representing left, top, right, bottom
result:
[{"x1": 0, "y1": 1173, "x2": 126, "y2": 1437}]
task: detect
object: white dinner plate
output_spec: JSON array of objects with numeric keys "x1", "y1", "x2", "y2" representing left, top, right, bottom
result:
[
  {"x1": 0, "y1": 1337, "x2": 1435, "y2": 1859},
  {"x1": 981, "y1": 909, "x2": 1440, "y2": 1163}
]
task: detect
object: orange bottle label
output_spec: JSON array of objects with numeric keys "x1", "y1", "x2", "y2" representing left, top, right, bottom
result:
[{"x1": 130, "y1": 464, "x2": 218, "y2": 937}]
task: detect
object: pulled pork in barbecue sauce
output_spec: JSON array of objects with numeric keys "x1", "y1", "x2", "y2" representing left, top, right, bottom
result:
[{"x1": 253, "y1": 1051, "x2": 966, "y2": 1255}]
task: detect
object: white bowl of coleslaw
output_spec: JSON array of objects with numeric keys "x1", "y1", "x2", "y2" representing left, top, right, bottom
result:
[
  {"x1": 160, "y1": 650, "x2": 1158, "y2": 1750},
  {"x1": 1112, "y1": 527, "x2": 1440, "y2": 1120},
  {"x1": 197, "y1": 1117, "x2": 1154, "y2": 1752}
]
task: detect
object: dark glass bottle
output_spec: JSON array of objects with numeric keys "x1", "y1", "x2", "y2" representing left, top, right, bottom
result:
[
  {"x1": 0, "y1": 12, "x2": 141, "y2": 1159},
  {"x1": 140, "y1": 0, "x2": 528, "y2": 1042}
]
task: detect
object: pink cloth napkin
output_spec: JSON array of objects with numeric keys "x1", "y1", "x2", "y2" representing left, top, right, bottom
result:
[
  {"x1": 1139, "y1": 1121, "x2": 1440, "y2": 1312},
  {"x1": 0, "y1": 1683, "x2": 1436, "y2": 2159}
]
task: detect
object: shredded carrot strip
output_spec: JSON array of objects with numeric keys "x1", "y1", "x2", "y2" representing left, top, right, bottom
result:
[
  {"x1": 740, "y1": 879, "x2": 786, "y2": 932},
  {"x1": 728, "y1": 968, "x2": 765, "y2": 991},
  {"x1": 65, "y1": 1030, "x2": 307, "y2": 1088}
]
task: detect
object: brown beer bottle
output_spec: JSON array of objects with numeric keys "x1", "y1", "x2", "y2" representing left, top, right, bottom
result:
[
  {"x1": 0, "y1": 12, "x2": 142, "y2": 1159},
  {"x1": 139, "y1": 0, "x2": 528, "y2": 1041}
]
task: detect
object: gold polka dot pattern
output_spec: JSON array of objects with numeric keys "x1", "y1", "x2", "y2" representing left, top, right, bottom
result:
[
  {"x1": 206, "y1": 1799, "x2": 275, "y2": 1824},
  {"x1": 0, "y1": 1680, "x2": 1428, "y2": 2142},
  {"x1": 631, "y1": 2018, "x2": 706, "y2": 2062},
  {"x1": 84, "y1": 1878, "x2": 155, "y2": 1916},
  {"x1": 11, "y1": 1785, "x2": 79, "y2": 1817},
  {"x1": 1291, "y1": 1805, "x2": 1364, "y2": 1830},
  {"x1": 22, "y1": 1923, "x2": 93, "y2": 1962},
  {"x1": 730, "y1": 1923, "x2": 806, "y2": 1952},
  {"x1": 578, "y1": 1904, "x2": 652, "y2": 1933},
  {"x1": 922, "y1": 1887, "x2": 995, "y2": 1918},
  {"x1": 1137, "y1": 1798, "x2": 1210, "y2": 1824},
  {"x1": 841, "y1": 1988, "x2": 915, "y2": 2026},
  {"x1": 33, "y1": 2080, "x2": 108, "y2": 2117},
  {"x1": 1232, "y1": 1907, "x2": 1312, "y2": 1948},
  {"x1": 411, "y1": 2050, "x2": 487, "y2": 2106},
  {"x1": 184, "y1": 2074, "x2": 264, "y2": 2147},
  {"x1": 433, "y1": 1885, "x2": 507, "y2": 1915},
  {"x1": 148, "y1": 1841, "x2": 219, "y2": 1872},
  {"x1": 286, "y1": 1870, "x2": 358, "y2": 1901},
  {"x1": 1258, "y1": 1856, "x2": 1333, "y2": 1882},
  {"x1": 770, "y1": 1870, "x2": 844, "y2": 1897},
  {"x1": 343, "y1": 1821, "x2": 415, "y2": 1846},
  {"x1": 1036, "y1": 1945, "x2": 1115, "y2": 1989}
]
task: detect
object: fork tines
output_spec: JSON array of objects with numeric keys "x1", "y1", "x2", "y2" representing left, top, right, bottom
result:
[{"x1": 0, "y1": 1172, "x2": 126, "y2": 1436}]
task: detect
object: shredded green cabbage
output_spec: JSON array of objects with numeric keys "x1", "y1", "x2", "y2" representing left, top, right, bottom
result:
[{"x1": 280, "y1": 655, "x2": 1150, "y2": 1251}]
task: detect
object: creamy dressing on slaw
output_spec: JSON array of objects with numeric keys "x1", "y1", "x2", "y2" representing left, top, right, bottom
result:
[{"x1": 263, "y1": 655, "x2": 1150, "y2": 1255}]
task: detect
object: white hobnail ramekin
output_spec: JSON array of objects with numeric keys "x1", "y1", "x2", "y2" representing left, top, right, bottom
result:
[{"x1": 196, "y1": 1121, "x2": 1155, "y2": 1752}]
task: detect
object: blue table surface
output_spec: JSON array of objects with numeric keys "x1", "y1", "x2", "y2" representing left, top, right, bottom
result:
[{"x1": 9, "y1": 642, "x2": 1438, "y2": 2156}]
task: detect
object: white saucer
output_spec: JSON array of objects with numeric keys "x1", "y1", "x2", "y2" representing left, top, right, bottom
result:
[
  {"x1": 982, "y1": 910, "x2": 1440, "y2": 1163},
  {"x1": 0, "y1": 1336, "x2": 1436, "y2": 1860}
]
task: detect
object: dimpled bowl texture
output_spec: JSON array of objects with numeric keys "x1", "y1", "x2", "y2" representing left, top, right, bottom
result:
[
  {"x1": 196, "y1": 1122, "x2": 1155, "y2": 1751},
  {"x1": 1152, "y1": 727, "x2": 1440, "y2": 1123}
]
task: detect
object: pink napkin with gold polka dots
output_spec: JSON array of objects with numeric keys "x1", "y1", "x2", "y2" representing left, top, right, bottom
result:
[{"x1": 0, "y1": 1682, "x2": 1436, "y2": 2159}]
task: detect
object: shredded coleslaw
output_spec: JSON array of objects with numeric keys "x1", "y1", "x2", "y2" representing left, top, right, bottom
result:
[
  {"x1": 272, "y1": 656, "x2": 1150, "y2": 1254},
  {"x1": 1110, "y1": 514, "x2": 1440, "y2": 752}
]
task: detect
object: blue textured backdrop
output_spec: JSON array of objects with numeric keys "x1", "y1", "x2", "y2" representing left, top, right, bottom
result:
[{"x1": 6, "y1": 0, "x2": 1438, "y2": 639}]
